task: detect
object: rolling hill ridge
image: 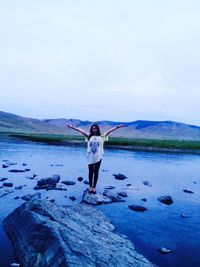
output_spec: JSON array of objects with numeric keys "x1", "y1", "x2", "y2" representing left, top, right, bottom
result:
[{"x1": 1, "y1": 111, "x2": 200, "y2": 140}]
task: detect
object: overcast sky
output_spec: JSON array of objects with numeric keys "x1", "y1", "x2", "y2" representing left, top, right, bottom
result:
[{"x1": 0, "y1": 0, "x2": 200, "y2": 125}]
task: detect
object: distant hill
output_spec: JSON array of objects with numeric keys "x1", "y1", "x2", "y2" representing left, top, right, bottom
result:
[{"x1": 1, "y1": 110, "x2": 200, "y2": 140}]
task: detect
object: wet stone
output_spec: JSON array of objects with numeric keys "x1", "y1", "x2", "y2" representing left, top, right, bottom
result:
[
  {"x1": 0, "y1": 178, "x2": 8, "y2": 182},
  {"x1": 103, "y1": 189, "x2": 125, "y2": 203},
  {"x1": 69, "y1": 196, "x2": 76, "y2": 201},
  {"x1": 14, "y1": 186, "x2": 23, "y2": 190},
  {"x1": 157, "y1": 195, "x2": 173, "y2": 205},
  {"x1": 3, "y1": 182, "x2": 13, "y2": 187},
  {"x1": 104, "y1": 186, "x2": 115, "y2": 190},
  {"x1": 158, "y1": 247, "x2": 172, "y2": 254},
  {"x1": 128, "y1": 205, "x2": 147, "y2": 212},
  {"x1": 9, "y1": 169, "x2": 26, "y2": 173},
  {"x1": 117, "y1": 191, "x2": 128, "y2": 197},
  {"x1": 61, "y1": 181, "x2": 76, "y2": 186},
  {"x1": 113, "y1": 173, "x2": 127, "y2": 180},
  {"x1": 141, "y1": 198, "x2": 147, "y2": 202},
  {"x1": 21, "y1": 193, "x2": 41, "y2": 201},
  {"x1": 183, "y1": 189, "x2": 194, "y2": 194},
  {"x1": 143, "y1": 180, "x2": 152, "y2": 187}
]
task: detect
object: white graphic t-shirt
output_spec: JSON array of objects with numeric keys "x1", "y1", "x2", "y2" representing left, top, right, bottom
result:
[{"x1": 87, "y1": 135, "x2": 108, "y2": 164}]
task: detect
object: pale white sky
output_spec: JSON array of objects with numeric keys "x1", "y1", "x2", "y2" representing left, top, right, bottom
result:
[{"x1": 0, "y1": 0, "x2": 200, "y2": 125}]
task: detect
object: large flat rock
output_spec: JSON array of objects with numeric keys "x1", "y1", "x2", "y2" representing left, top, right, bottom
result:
[
  {"x1": 3, "y1": 198, "x2": 155, "y2": 267},
  {"x1": 81, "y1": 189, "x2": 125, "y2": 205}
]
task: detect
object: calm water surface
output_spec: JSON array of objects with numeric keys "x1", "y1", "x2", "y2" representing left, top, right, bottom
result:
[{"x1": 0, "y1": 140, "x2": 200, "y2": 267}]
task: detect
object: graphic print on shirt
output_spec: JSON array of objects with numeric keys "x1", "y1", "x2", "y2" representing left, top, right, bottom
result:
[{"x1": 90, "y1": 138, "x2": 100, "y2": 154}]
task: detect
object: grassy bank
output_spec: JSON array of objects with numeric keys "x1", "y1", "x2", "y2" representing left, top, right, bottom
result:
[
  {"x1": 9, "y1": 133, "x2": 83, "y2": 143},
  {"x1": 4, "y1": 132, "x2": 200, "y2": 151},
  {"x1": 107, "y1": 137, "x2": 200, "y2": 150}
]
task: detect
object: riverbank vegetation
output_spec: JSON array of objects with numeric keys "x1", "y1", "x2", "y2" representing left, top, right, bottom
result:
[{"x1": 2, "y1": 132, "x2": 200, "y2": 152}]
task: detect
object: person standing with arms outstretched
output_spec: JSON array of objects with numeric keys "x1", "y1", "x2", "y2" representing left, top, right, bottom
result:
[{"x1": 67, "y1": 123, "x2": 124, "y2": 194}]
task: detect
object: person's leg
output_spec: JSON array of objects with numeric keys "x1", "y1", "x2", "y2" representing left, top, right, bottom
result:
[
  {"x1": 88, "y1": 163, "x2": 94, "y2": 192},
  {"x1": 93, "y1": 160, "x2": 102, "y2": 191}
]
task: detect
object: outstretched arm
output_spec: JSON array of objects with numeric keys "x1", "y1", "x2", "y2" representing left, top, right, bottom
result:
[
  {"x1": 67, "y1": 124, "x2": 89, "y2": 138},
  {"x1": 104, "y1": 124, "x2": 124, "y2": 137}
]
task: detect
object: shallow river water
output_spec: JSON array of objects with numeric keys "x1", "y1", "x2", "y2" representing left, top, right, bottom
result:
[{"x1": 0, "y1": 140, "x2": 200, "y2": 267}]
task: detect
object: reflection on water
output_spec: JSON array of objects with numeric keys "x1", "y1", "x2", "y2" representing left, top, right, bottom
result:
[{"x1": 0, "y1": 140, "x2": 200, "y2": 267}]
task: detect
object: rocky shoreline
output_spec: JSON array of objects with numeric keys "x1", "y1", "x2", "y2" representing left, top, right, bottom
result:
[
  {"x1": 1, "y1": 159, "x2": 158, "y2": 266},
  {"x1": 1, "y1": 146, "x2": 199, "y2": 267},
  {"x1": 3, "y1": 194, "x2": 155, "y2": 267}
]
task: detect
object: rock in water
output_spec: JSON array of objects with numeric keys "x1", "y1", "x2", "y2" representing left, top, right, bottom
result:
[
  {"x1": 0, "y1": 178, "x2": 8, "y2": 182},
  {"x1": 82, "y1": 189, "x2": 113, "y2": 205},
  {"x1": 10, "y1": 263, "x2": 20, "y2": 267},
  {"x1": 21, "y1": 193, "x2": 41, "y2": 201},
  {"x1": 157, "y1": 195, "x2": 173, "y2": 205},
  {"x1": 69, "y1": 196, "x2": 76, "y2": 201},
  {"x1": 104, "y1": 185, "x2": 116, "y2": 190},
  {"x1": 2, "y1": 162, "x2": 18, "y2": 168},
  {"x1": 9, "y1": 169, "x2": 26, "y2": 173},
  {"x1": 14, "y1": 186, "x2": 23, "y2": 190},
  {"x1": 103, "y1": 189, "x2": 125, "y2": 202},
  {"x1": 3, "y1": 182, "x2": 13, "y2": 187},
  {"x1": 77, "y1": 177, "x2": 83, "y2": 182},
  {"x1": 183, "y1": 189, "x2": 194, "y2": 194},
  {"x1": 181, "y1": 213, "x2": 189, "y2": 218},
  {"x1": 34, "y1": 175, "x2": 60, "y2": 190},
  {"x1": 143, "y1": 180, "x2": 152, "y2": 187},
  {"x1": 3, "y1": 199, "x2": 154, "y2": 267},
  {"x1": 61, "y1": 180, "x2": 76, "y2": 186},
  {"x1": 128, "y1": 205, "x2": 147, "y2": 212},
  {"x1": 113, "y1": 173, "x2": 127, "y2": 180},
  {"x1": 117, "y1": 191, "x2": 128, "y2": 197},
  {"x1": 158, "y1": 247, "x2": 172, "y2": 254},
  {"x1": 141, "y1": 198, "x2": 147, "y2": 202}
]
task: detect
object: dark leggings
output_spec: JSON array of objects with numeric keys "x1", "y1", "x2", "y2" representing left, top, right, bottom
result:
[{"x1": 88, "y1": 160, "x2": 102, "y2": 188}]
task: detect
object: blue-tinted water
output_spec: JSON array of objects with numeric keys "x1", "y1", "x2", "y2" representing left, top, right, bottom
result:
[{"x1": 0, "y1": 140, "x2": 200, "y2": 266}]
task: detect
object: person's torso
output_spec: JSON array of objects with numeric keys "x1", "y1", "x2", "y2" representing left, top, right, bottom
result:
[{"x1": 88, "y1": 135, "x2": 104, "y2": 155}]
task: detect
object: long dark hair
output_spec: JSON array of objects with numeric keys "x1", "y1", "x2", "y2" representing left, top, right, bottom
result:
[{"x1": 88, "y1": 123, "x2": 101, "y2": 140}]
